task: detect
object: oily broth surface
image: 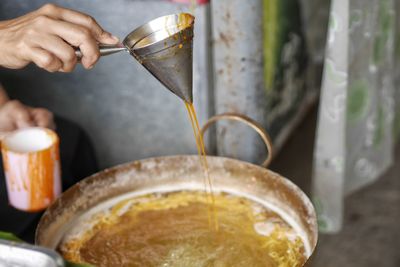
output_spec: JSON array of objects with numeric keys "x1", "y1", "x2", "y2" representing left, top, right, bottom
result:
[{"x1": 60, "y1": 191, "x2": 307, "y2": 267}]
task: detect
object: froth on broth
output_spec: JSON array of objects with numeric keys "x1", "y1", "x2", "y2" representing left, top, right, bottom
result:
[{"x1": 60, "y1": 191, "x2": 307, "y2": 267}]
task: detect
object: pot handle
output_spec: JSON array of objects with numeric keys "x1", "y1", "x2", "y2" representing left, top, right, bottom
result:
[{"x1": 200, "y1": 113, "x2": 273, "y2": 168}]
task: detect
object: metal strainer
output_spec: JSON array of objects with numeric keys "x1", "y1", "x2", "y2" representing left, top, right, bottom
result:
[{"x1": 75, "y1": 13, "x2": 194, "y2": 102}]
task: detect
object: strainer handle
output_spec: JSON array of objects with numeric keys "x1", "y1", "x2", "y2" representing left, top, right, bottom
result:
[
  {"x1": 74, "y1": 44, "x2": 127, "y2": 59},
  {"x1": 200, "y1": 113, "x2": 274, "y2": 168}
]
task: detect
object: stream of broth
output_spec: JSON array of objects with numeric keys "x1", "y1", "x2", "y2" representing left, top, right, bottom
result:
[
  {"x1": 184, "y1": 101, "x2": 219, "y2": 231},
  {"x1": 185, "y1": 2, "x2": 220, "y2": 232}
]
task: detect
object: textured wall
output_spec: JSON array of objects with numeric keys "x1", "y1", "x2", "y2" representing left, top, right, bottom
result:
[{"x1": 210, "y1": 0, "x2": 312, "y2": 165}]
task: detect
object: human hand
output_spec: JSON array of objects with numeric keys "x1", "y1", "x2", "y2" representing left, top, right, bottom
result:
[
  {"x1": 0, "y1": 3, "x2": 118, "y2": 72},
  {"x1": 0, "y1": 100, "x2": 55, "y2": 139}
]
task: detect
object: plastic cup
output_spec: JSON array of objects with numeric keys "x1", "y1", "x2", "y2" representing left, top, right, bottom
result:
[{"x1": 1, "y1": 128, "x2": 61, "y2": 212}]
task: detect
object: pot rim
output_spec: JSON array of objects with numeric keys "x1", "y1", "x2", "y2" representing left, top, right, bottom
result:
[{"x1": 35, "y1": 155, "x2": 318, "y2": 259}]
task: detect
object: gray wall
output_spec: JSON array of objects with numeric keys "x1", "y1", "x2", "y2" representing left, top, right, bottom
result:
[{"x1": 0, "y1": 0, "x2": 211, "y2": 168}]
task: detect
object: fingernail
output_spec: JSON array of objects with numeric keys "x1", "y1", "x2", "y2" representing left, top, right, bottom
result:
[
  {"x1": 110, "y1": 35, "x2": 119, "y2": 42},
  {"x1": 104, "y1": 31, "x2": 119, "y2": 42}
]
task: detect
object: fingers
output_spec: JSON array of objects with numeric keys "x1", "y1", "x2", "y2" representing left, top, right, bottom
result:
[
  {"x1": 37, "y1": 17, "x2": 100, "y2": 69},
  {"x1": 0, "y1": 112, "x2": 16, "y2": 133},
  {"x1": 30, "y1": 33, "x2": 77, "y2": 72},
  {"x1": 7, "y1": 100, "x2": 34, "y2": 128},
  {"x1": 28, "y1": 47, "x2": 62, "y2": 72},
  {"x1": 30, "y1": 4, "x2": 119, "y2": 70},
  {"x1": 0, "y1": 3, "x2": 117, "y2": 72},
  {"x1": 0, "y1": 100, "x2": 55, "y2": 132},
  {"x1": 39, "y1": 3, "x2": 119, "y2": 44},
  {"x1": 31, "y1": 108, "x2": 56, "y2": 130}
]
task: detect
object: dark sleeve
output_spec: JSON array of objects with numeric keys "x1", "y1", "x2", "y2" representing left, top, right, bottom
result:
[{"x1": 56, "y1": 116, "x2": 99, "y2": 190}]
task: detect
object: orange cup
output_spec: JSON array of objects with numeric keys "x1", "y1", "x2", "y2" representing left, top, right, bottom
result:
[{"x1": 1, "y1": 127, "x2": 61, "y2": 212}]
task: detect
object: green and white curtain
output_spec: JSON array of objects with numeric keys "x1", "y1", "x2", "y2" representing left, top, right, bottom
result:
[{"x1": 312, "y1": 0, "x2": 399, "y2": 233}]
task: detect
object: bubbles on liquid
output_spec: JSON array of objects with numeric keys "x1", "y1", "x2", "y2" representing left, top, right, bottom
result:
[{"x1": 60, "y1": 191, "x2": 307, "y2": 267}]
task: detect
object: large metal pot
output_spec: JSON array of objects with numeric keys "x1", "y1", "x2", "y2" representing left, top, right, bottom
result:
[{"x1": 35, "y1": 114, "x2": 318, "y2": 264}]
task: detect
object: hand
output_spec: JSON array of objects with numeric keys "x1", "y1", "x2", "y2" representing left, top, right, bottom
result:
[
  {"x1": 0, "y1": 3, "x2": 119, "y2": 72},
  {"x1": 0, "y1": 100, "x2": 55, "y2": 139}
]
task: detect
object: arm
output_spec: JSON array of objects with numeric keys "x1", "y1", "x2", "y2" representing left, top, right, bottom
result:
[{"x1": 0, "y1": 3, "x2": 118, "y2": 72}]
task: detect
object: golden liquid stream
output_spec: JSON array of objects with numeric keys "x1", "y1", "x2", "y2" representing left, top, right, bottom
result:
[
  {"x1": 183, "y1": 0, "x2": 221, "y2": 231},
  {"x1": 184, "y1": 101, "x2": 219, "y2": 231}
]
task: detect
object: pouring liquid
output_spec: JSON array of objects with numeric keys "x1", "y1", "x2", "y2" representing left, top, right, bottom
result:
[{"x1": 184, "y1": 101, "x2": 218, "y2": 231}]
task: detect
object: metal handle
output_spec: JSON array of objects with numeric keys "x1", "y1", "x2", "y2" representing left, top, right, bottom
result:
[
  {"x1": 75, "y1": 43, "x2": 127, "y2": 59},
  {"x1": 200, "y1": 113, "x2": 274, "y2": 168}
]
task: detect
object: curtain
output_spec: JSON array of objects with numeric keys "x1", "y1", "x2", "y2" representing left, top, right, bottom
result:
[{"x1": 312, "y1": 0, "x2": 398, "y2": 233}]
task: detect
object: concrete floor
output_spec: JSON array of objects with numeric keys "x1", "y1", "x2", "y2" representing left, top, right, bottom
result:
[{"x1": 270, "y1": 106, "x2": 400, "y2": 267}]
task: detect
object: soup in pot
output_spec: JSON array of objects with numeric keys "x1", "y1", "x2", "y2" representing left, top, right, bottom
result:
[{"x1": 59, "y1": 191, "x2": 308, "y2": 267}]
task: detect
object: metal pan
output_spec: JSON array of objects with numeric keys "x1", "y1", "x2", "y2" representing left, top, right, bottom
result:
[{"x1": 35, "y1": 113, "x2": 318, "y2": 265}]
